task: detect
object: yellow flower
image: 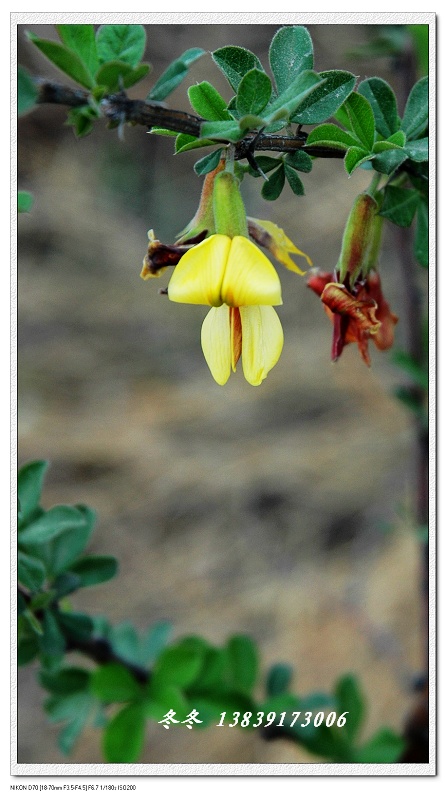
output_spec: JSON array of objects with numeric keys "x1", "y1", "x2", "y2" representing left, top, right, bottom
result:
[
  {"x1": 201, "y1": 304, "x2": 284, "y2": 386},
  {"x1": 247, "y1": 218, "x2": 313, "y2": 275},
  {"x1": 167, "y1": 233, "x2": 282, "y2": 307}
]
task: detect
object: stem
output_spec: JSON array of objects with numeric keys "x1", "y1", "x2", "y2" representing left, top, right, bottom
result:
[
  {"x1": 34, "y1": 79, "x2": 347, "y2": 160},
  {"x1": 367, "y1": 172, "x2": 382, "y2": 197}
]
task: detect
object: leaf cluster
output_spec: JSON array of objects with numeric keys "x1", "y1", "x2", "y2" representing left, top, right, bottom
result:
[{"x1": 17, "y1": 461, "x2": 405, "y2": 764}]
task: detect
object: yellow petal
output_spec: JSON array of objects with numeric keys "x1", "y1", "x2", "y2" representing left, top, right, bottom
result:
[
  {"x1": 221, "y1": 236, "x2": 282, "y2": 307},
  {"x1": 240, "y1": 306, "x2": 284, "y2": 386},
  {"x1": 201, "y1": 305, "x2": 232, "y2": 385},
  {"x1": 248, "y1": 218, "x2": 313, "y2": 274},
  {"x1": 168, "y1": 234, "x2": 231, "y2": 305}
]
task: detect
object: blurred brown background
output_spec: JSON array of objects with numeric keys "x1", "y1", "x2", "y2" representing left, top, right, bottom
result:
[{"x1": 17, "y1": 22, "x2": 424, "y2": 765}]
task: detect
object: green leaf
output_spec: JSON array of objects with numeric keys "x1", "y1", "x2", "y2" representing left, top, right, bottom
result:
[
  {"x1": 19, "y1": 504, "x2": 88, "y2": 546},
  {"x1": 96, "y1": 24, "x2": 146, "y2": 68},
  {"x1": 335, "y1": 674, "x2": 365, "y2": 743},
  {"x1": 188, "y1": 82, "x2": 231, "y2": 121},
  {"x1": 194, "y1": 148, "x2": 225, "y2": 176},
  {"x1": 392, "y1": 351, "x2": 428, "y2": 390},
  {"x1": 408, "y1": 25, "x2": 429, "y2": 77},
  {"x1": 175, "y1": 134, "x2": 215, "y2": 154},
  {"x1": 292, "y1": 70, "x2": 356, "y2": 125},
  {"x1": 415, "y1": 198, "x2": 428, "y2": 268},
  {"x1": 246, "y1": 156, "x2": 282, "y2": 177},
  {"x1": 285, "y1": 150, "x2": 313, "y2": 173},
  {"x1": 46, "y1": 505, "x2": 96, "y2": 576},
  {"x1": 57, "y1": 611, "x2": 94, "y2": 642},
  {"x1": 372, "y1": 148, "x2": 408, "y2": 176},
  {"x1": 264, "y1": 70, "x2": 323, "y2": 122},
  {"x1": 344, "y1": 146, "x2": 373, "y2": 175},
  {"x1": 306, "y1": 123, "x2": 359, "y2": 150},
  {"x1": 18, "y1": 552, "x2": 46, "y2": 593},
  {"x1": 45, "y1": 691, "x2": 94, "y2": 755},
  {"x1": 355, "y1": 727, "x2": 405, "y2": 763},
  {"x1": 147, "y1": 48, "x2": 205, "y2": 102},
  {"x1": 17, "y1": 460, "x2": 49, "y2": 525},
  {"x1": 26, "y1": 32, "x2": 95, "y2": 89},
  {"x1": 226, "y1": 635, "x2": 258, "y2": 694},
  {"x1": 341, "y1": 92, "x2": 376, "y2": 150},
  {"x1": 90, "y1": 664, "x2": 140, "y2": 703},
  {"x1": 40, "y1": 667, "x2": 90, "y2": 694},
  {"x1": 18, "y1": 191, "x2": 33, "y2": 213},
  {"x1": 188, "y1": 647, "x2": 229, "y2": 694},
  {"x1": 140, "y1": 621, "x2": 173, "y2": 666},
  {"x1": 152, "y1": 640, "x2": 204, "y2": 689},
  {"x1": 358, "y1": 78, "x2": 399, "y2": 138},
  {"x1": 404, "y1": 137, "x2": 428, "y2": 162},
  {"x1": 51, "y1": 573, "x2": 81, "y2": 599},
  {"x1": 266, "y1": 663, "x2": 293, "y2": 697},
  {"x1": 103, "y1": 703, "x2": 146, "y2": 763},
  {"x1": 65, "y1": 105, "x2": 99, "y2": 138},
  {"x1": 402, "y1": 77, "x2": 428, "y2": 140},
  {"x1": 380, "y1": 186, "x2": 419, "y2": 227},
  {"x1": 269, "y1": 26, "x2": 313, "y2": 94},
  {"x1": 145, "y1": 684, "x2": 188, "y2": 721},
  {"x1": 212, "y1": 46, "x2": 264, "y2": 93},
  {"x1": 200, "y1": 120, "x2": 246, "y2": 143},
  {"x1": 95, "y1": 61, "x2": 149, "y2": 92},
  {"x1": 284, "y1": 164, "x2": 305, "y2": 195},
  {"x1": 261, "y1": 165, "x2": 285, "y2": 201},
  {"x1": 56, "y1": 25, "x2": 98, "y2": 76},
  {"x1": 71, "y1": 555, "x2": 118, "y2": 587},
  {"x1": 18, "y1": 66, "x2": 38, "y2": 116},
  {"x1": 236, "y1": 69, "x2": 272, "y2": 117},
  {"x1": 40, "y1": 610, "x2": 66, "y2": 659},
  {"x1": 18, "y1": 635, "x2": 39, "y2": 666},
  {"x1": 109, "y1": 622, "x2": 140, "y2": 664}
]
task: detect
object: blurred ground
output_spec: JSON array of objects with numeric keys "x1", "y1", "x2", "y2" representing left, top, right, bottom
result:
[{"x1": 16, "y1": 22, "x2": 424, "y2": 766}]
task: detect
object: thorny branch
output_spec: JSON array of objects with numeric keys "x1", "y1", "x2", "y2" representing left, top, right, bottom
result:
[{"x1": 35, "y1": 79, "x2": 346, "y2": 160}]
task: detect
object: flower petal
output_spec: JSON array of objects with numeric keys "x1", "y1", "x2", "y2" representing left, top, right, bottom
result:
[
  {"x1": 221, "y1": 236, "x2": 283, "y2": 307},
  {"x1": 201, "y1": 305, "x2": 232, "y2": 385},
  {"x1": 240, "y1": 306, "x2": 284, "y2": 386},
  {"x1": 248, "y1": 218, "x2": 313, "y2": 274},
  {"x1": 168, "y1": 234, "x2": 231, "y2": 305}
]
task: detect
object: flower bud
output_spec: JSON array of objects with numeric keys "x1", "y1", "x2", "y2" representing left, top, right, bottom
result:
[{"x1": 337, "y1": 193, "x2": 380, "y2": 284}]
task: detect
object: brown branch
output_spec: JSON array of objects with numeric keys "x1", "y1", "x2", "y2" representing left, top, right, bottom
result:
[{"x1": 34, "y1": 79, "x2": 346, "y2": 159}]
